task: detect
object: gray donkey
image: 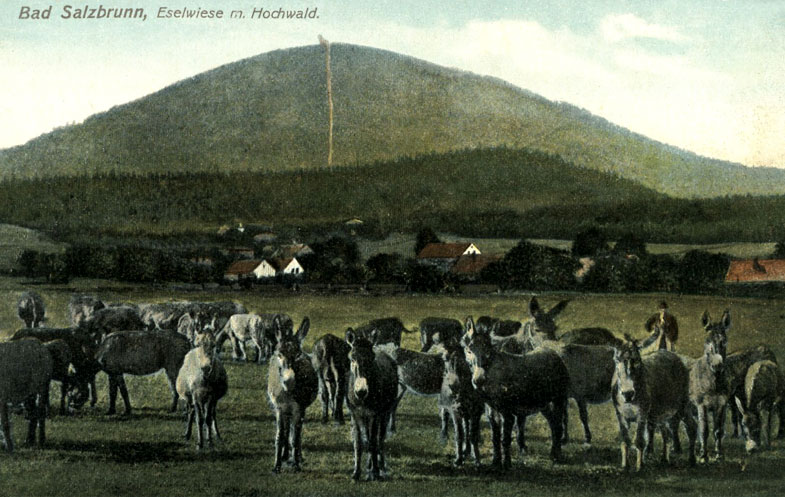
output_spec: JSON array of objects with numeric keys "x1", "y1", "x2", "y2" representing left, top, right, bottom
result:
[{"x1": 267, "y1": 317, "x2": 318, "y2": 473}]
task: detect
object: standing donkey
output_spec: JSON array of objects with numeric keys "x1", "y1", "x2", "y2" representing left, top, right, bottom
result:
[
  {"x1": 345, "y1": 329, "x2": 399, "y2": 481},
  {"x1": 17, "y1": 291, "x2": 46, "y2": 328},
  {"x1": 439, "y1": 346, "x2": 484, "y2": 467},
  {"x1": 267, "y1": 317, "x2": 318, "y2": 473},
  {"x1": 311, "y1": 333, "x2": 350, "y2": 425},
  {"x1": 612, "y1": 334, "x2": 697, "y2": 471},
  {"x1": 462, "y1": 316, "x2": 569, "y2": 468},
  {"x1": 734, "y1": 360, "x2": 782, "y2": 453},
  {"x1": 689, "y1": 310, "x2": 730, "y2": 462}
]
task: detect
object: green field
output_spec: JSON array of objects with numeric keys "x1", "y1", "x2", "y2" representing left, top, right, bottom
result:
[
  {"x1": 0, "y1": 224, "x2": 65, "y2": 273},
  {"x1": 1, "y1": 277, "x2": 785, "y2": 496}
]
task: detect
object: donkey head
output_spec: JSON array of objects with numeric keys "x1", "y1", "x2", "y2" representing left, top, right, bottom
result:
[
  {"x1": 345, "y1": 328, "x2": 378, "y2": 401},
  {"x1": 701, "y1": 310, "x2": 730, "y2": 366},
  {"x1": 194, "y1": 331, "x2": 218, "y2": 358},
  {"x1": 734, "y1": 396, "x2": 762, "y2": 453},
  {"x1": 442, "y1": 347, "x2": 470, "y2": 395},
  {"x1": 526, "y1": 297, "x2": 569, "y2": 340},
  {"x1": 613, "y1": 335, "x2": 644, "y2": 403},
  {"x1": 461, "y1": 316, "x2": 495, "y2": 389},
  {"x1": 273, "y1": 317, "x2": 310, "y2": 392}
]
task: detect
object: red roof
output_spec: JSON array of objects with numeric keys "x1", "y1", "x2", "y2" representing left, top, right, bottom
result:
[
  {"x1": 725, "y1": 259, "x2": 785, "y2": 283},
  {"x1": 225, "y1": 260, "x2": 263, "y2": 276},
  {"x1": 268, "y1": 258, "x2": 295, "y2": 271},
  {"x1": 417, "y1": 243, "x2": 477, "y2": 259},
  {"x1": 450, "y1": 254, "x2": 502, "y2": 275}
]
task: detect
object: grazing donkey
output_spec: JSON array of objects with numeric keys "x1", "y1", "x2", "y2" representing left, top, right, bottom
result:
[
  {"x1": 311, "y1": 333, "x2": 350, "y2": 425},
  {"x1": 688, "y1": 310, "x2": 730, "y2": 462},
  {"x1": 734, "y1": 360, "x2": 782, "y2": 453},
  {"x1": 95, "y1": 330, "x2": 191, "y2": 415},
  {"x1": 68, "y1": 295, "x2": 106, "y2": 327},
  {"x1": 217, "y1": 313, "x2": 292, "y2": 363},
  {"x1": 462, "y1": 316, "x2": 569, "y2": 468},
  {"x1": 10, "y1": 327, "x2": 93, "y2": 411},
  {"x1": 17, "y1": 291, "x2": 46, "y2": 328},
  {"x1": 83, "y1": 305, "x2": 145, "y2": 341},
  {"x1": 267, "y1": 317, "x2": 318, "y2": 473},
  {"x1": 420, "y1": 317, "x2": 463, "y2": 353},
  {"x1": 724, "y1": 345, "x2": 780, "y2": 439},
  {"x1": 521, "y1": 323, "x2": 616, "y2": 446},
  {"x1": 611, "y1": 335, "x2": 696, "y2": 471},
  {"x1": 0, "y1": 339, "x2": 52, "y2": 452},
  {"x1": 176, "y1": 332, "x2": 228, "y2": 450},
  {"x1": 476, "y1": 316, "x2": 522, "y2": 337},
  {"x1": 354, "y1": 317, "x2": 412, "y2": 347},
  {"x1": 345, "y1": 329, "x2": 399, "y2": 481},
  {"x1": 439, "y1": 346, "x2": 484, "y2": 466}
]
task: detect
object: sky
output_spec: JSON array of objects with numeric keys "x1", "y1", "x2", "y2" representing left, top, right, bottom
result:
[{"x1": 1, "y1": 0, "x2": 783, "y2": 167}]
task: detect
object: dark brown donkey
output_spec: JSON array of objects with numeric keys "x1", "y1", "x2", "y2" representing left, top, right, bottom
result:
[
  {"x1": 439, "y1": 346, "x2": 485, "y2": 467},
  {"x1": 345, "y1": 329, "x2": 399, "y2": 481},
  {"x1": 311, "y1": 333, "x2": 350, "y2": 425},
  {"x1": 267, "y1": 317, "x2": 318, "y2": 473},
  {"x1": 462, "y1": 316, "x2": 569, "y2": 469}
]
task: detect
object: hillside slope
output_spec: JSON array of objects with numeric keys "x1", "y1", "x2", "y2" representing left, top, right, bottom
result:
[{"x1": 1, "y1": 43, "x2": 783, "y2": 197}]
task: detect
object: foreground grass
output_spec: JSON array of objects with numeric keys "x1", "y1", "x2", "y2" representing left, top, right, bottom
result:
[{"x1": 1, "y1": 278, "x2": 785, "y2": 496}]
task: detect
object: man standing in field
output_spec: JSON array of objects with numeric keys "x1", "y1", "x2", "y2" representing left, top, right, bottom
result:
[{"x1": 644, "y1": 301, "x2": 678, "y2": 351}]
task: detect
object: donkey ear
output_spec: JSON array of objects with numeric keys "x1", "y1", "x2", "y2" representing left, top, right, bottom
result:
[
  {"x1": 548, "y1": 300, "x2": 570, "y2": 319},
  {"x1": 345, "y1": 328, "x2": 356, "y2": 346},
  {"x1": 721, "y1": 309, "x2": 731, "y2": 331},
  {"x1": 529, "y1": 297, "x2": 541, "y2": 316},
  {"x1": 490, "y1": 321, "x2": 501, "y2": 336},
  {"x1": 369, "y1": 328, "x2": 379, "y2": 345},
  {"x1": 613, "y1": 347, "x2": 621, "y2": 362},
  {"x1": 296, "y1": 317, "x2": 310, "y2": 343},
  {"x1": 464, "y1": 316, "x2": 475, "y2": 335},
  {"x1": 735, "y1": 396, "x2": 746, "y2": 414},
  {"x1": 701, "y1": 310, "x2": 711, "y2": 329},
  {"x1": 274, "y1": 315, "x2": 285, "y2": 343}
]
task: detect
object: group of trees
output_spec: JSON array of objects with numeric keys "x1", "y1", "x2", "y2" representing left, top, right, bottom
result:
[{"x1": 14, "y1": 227, "x2": 737, "y2": 295}]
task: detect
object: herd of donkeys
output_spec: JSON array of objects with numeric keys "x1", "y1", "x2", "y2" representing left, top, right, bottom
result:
[{"x1": 1, "y1": 291, "x2": 784, "y2": 481}]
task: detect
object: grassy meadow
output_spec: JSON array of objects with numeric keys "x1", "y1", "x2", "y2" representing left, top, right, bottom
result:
[{"x1": 1, "y1": 277, "x2": 785, "y2": 496}]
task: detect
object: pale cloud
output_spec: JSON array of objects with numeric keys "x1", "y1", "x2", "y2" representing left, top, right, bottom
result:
[{"x1": 600, "y1": 13, "x2": 690, "y2": 44}]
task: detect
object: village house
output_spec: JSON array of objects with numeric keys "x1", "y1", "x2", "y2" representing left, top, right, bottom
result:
[
  {"x1": 276, "y1": 243, "x2": 314, "y2": 259},
  {"x1": 725, "y1": 258, "x2": 785, "y2": 283},
  {"x1": 450, "y1": 253, "x2": 501, "y2": 280},
  {"x1": 417, "y1": 242, "x2": 481, "y2": 272},
  {"x1": 220, "y1": 246, "x2": 255, "y2": 259},
  {"x1": 223, "y1": 257, "x2": 304, "y2": 281}
]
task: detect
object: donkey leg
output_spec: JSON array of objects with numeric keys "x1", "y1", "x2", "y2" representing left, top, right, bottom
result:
[
  {"x1": 351, "y1": 417, "x2": 363, "y2": 480},
  {"x1": 166, "y1": 371, "x2": 180, "y2": 413},
  {"x1": 194, "y1": 402, "x2": 204, "y2": 450},
  {"x1": 367, "y1": 417, "x2": 381, "y2": 480},
  {"x1": 0, "y1": 404, "x2": 12, "y2": 453},
  {"x1": 544, "y1": 401, "x2": 566, "y2": 463},
  {"x1": 117, "y1": 376, "x2": 132, "y2": 415},
  {"x1": 697, "y1": 405, "x2": 709, "y2": 463},
  {"x1": 451, "y1": 411, "x2": 465, "y2": 466},
  {"x1": 272, "y1": 412, "x2": 286, "y2": 474},
  {"x1": 378, "y1": 412, "x2": 389, "y2": 475},
  {"x1": 470, "y1": 414, "x2": 482, "y2": 466},
  {"x1": 318, "y1": 376, "x2": 330, "y2": 424},
  {"x1": 24, "y1": 397, "x2": 37, "y2": 447},
  {"x1": 578, "y1": 400, "x2": 592, "y2": 445},
  {"x1": 292, "y1": 411, "x2": 304, "y2": 472},
  {"x1": 334, "y1": 375, "x2": 347, "y2": 425},
  {"x1": 36, "y1": 389, "x2": 48, "y2": 447},
  {"x1": 501, "y1": 413, "x2": 515, "y2": 470},
  {"x1": 107, "y1": 375, "x2": 119, "y2": 415},
  {"x1": 209, "y1": 400, "x2": 221, "y2": 441},
  {"x1": 777, "y1": 399, "x2": 785, "y2": 439},
  {"x1": 713, "y1": 405, "x2": 727, "y2": 460},
  {"x1": 184, "y1": 398, "x2": 195, "y2": 440},
  {"x1": 487, "y1": 409, "x2": 502, "y2": 468},
  {"x1": 515, "y1": 415, "x2": 527, "y2": 455},
  {"x1": 440, "y1": 407, "x2": 449, "y2": 445},
  {"x1": 683, "y1": 409, "x2": 698, "y2": 466}
]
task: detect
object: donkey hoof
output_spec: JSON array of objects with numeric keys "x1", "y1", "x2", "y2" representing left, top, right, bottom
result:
[
  {"x1": 452, "y1": 459, "x2": 464, "y2": 468},
  {"x1": 291, "y1": 464, "x2": 302, "y2": 473},
  {"x1": 272, "y1": 466, "x2": 282, "y2": 475},
  {"x1": 334, "y1": 419, "x2": 345, "y2": 427},
  {"x1": 351, "y1": 471, "x2": 361, "y2": 481}
]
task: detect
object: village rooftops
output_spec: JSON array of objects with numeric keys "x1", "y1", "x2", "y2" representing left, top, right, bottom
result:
[
  {"x1": 416, "y1": 242, "x2": 481, "y2": 260},
  {"x1": 725, "y1": 258, "x2": 785, "y2": 283}
]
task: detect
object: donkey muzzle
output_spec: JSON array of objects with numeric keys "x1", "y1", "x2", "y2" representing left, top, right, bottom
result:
[
  {"x1": 354, "y1": 377, "x2": 369, "y2": 399},
  {"x1": 281, "y1": 368, "x2": 295, "y2": 391},
  {"x1": 471, "y1": 367, "x2": 486, "y2": 389},
  {"x1": 622, "y1": 389, "x2": 636, "y2": 403}
]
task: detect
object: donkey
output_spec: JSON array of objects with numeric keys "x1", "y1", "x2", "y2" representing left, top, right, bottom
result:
[
  {"x1": 267, "y1": 317, "x2": 318, "y2": 473},
  {"x1": 311, "y1": 333, "x2": 350, "y2": 425},
  {"x1": 17, "y1": 291, "x2": 46, "y2": 328},
  {"x1": 725, "y1": 345, "x2": 780, "y2": 439},
  {"x1": 176, "y1": 332, "x2": 228, "y2": 450},
  {"x1": 345, "y1": 329, "x2": 399, "y2": 481},
  {"x1": 611, "y1": 335, "x2": 696, "y2": 471},
  {"x1": 734, "y1": 360, "x2": 782, "y2": 453},
  {"x1": 354, "y1": 317, "x2": 413, "y2": 347},
  {"x1": 476, "y1": 316, "x2": 522, "y2": 337},
  {"x1": 0, "y1": 339, "x2": 52, "y2": 452},
  {"x1": 462, "y1": 316, "x2": 569, "y2": 468},
  {"x1": 68, "y1": 294, "x2": 106, "y2": 327},
  {"x1": 82, "y1": 305, "x2": 145, "y2": 341},
  {"x1": 375, "y1": 342, "x2": 449, "y2": 438},
  {"x1": 217, "y1": 313, "x2": 292, "y2": 363},
  {"x1": 10, "y1": 327, "x2": 93, "y2": 411},
  {"x1": 521, "y1": 323, "x2": 616, "y2": 446},
  {"x1": 419, "y1": 317, "x2": 463, "y2": 353},
  {"x1": 524, "y1": 297, "x2": 619, "y2": 346},
  {"x1": 688, "y1": 310, "x2": 730, "y2": 462},
  {"x1": 95, "y1": 329, "x2": 191, "y2": 415},
  {"x1": 439, "y1": 346, "x2": 484, "y2": 466}
]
